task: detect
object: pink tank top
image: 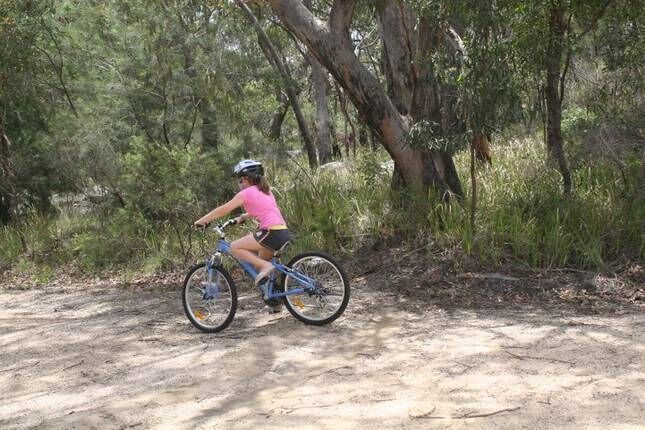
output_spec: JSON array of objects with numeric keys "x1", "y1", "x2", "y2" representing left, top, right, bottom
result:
[{"x1": 236, "y1": 185, "x2": 287, "y2": 230}]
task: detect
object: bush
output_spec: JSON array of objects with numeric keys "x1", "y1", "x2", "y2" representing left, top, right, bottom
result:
[{"x1": 1, "y1": 134, "x2": 642, "y2": 274}]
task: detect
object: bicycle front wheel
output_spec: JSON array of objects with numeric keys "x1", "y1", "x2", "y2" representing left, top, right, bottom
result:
[
  {"x1": 182, "y1": 263, "x2": 237, "y2": 333},
  {"x1": 281, "y1": 251, "x2": 350, "y2": 325}
]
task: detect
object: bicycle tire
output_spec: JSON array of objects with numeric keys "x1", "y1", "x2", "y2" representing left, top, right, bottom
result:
[
  {"x1": 281, "y1": 251, "x2": 350, "y2": 325},
  {"x1": 182, "y1": 263, "x2": 237, "y2": 333}
]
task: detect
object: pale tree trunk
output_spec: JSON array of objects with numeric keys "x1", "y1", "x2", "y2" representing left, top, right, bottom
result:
[
  {"x1": 303, "y1": 0, "x2": 333, "y2": 163},
  {"x1": 411, "y1": 16, "x2": 463, "y2": 197},
  {"x1": 378, "y1": 0, "x2": 416, "y2": 115},
  {"x1": 545, "y1": 1, "x2": 572, "y2": 195},
  {"x1": 269, "y1": 90, "x2": 289, "y2": 141},
  {"x1": 236, "y1": 1, "x2": 318, "y2": 169},
  {"x1": 308, "y1": 52, "x2": 334, "y2": 164},
  {"x1": 378, "y1": 1, "x2": 463, "y2": 198},
  {"x1": 267, "y1": 0, "x2": 462, "y2": 197}
]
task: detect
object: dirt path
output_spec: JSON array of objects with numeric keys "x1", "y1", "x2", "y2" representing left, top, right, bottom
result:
[{"x1": 0, "y1": 272, "x2": 643, "y2": 429}]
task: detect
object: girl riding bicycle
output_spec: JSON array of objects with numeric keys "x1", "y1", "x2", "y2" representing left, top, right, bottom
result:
[{"x1": 194, "y1": 159, "x2": 290, "y2": 286}]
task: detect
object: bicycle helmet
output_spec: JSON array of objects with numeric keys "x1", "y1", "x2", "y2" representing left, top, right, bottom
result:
[{"x1": 233, "y1": 159, "x2": 264, "y2": 178}]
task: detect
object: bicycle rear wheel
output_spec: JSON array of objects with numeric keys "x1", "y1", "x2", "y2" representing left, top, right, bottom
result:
[
  {"x1": 182, "y1": 263, "x2": 237, "y2": 333},
  {"x1": 281, "y1": 251, "x2": 350, "y2": 325}
]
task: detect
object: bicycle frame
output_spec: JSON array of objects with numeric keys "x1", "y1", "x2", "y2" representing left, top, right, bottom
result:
[{"x1": 210, "y1": 239, "x2": 317, "y2": 299}]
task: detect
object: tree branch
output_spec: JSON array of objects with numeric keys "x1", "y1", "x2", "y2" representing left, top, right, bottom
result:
[
  {"x1": 39, "y1": 18, "x2": 79, "y2": 118},
  {"x1": 560, "y1": 47, "x2": 572, "y2": 107},
  {"x1": 329, "y1": 0, "x2": 357, "y2": 35},
  {"x1": 270, "y1": 17, "x2": 309, "y2": 59},
  {"x1": 235, "y1": 0, "x2": 317, "y2": 168},
  {"x1": 410, "y1": 406, "x2": 521, "y2": 420},
  {"x1": 575, "y1": 0, "x2": 614, "y2": 41},
  {"x1": 184, "y1": 99, "x2": 201, "y2": 148},
  {"x1": 445, "y1": 26, "x2": 468, "y2": 61},
  {"x1": 559, "y1": 12, "x2": 574, "y2": 107},
  {"x1": 397, "y1": 0, "x2": 418, "y2": 84}
]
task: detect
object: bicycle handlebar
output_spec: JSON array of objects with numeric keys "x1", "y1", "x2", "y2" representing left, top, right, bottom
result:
[{"x1": 210, "y1": 218, "x2": 238, "y2": 237}]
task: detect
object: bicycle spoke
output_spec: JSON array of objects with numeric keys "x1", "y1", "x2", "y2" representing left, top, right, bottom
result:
[
  {"x1": 183, "y1": 265, "x2": 236, "y2": 332},
  {"x1": 284, "y1": 254, "x2": 347, "y2": 322}
]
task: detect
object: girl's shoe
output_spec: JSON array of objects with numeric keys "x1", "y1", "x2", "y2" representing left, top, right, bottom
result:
[{"x1": 255, "y1": 266, "x2": 275, "y2": 285}]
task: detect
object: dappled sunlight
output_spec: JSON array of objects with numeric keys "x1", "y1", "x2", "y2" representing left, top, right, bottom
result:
[{"x1": 2, "y1": 277, "x2": 642, "y2": 428}]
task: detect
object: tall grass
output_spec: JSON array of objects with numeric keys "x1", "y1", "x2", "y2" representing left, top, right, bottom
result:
[
  {"x1": 457, "y1": 136, "x2": 644, "y2": 268},
  {"x1": 278, "y1": 136, "x2": 643, "y2": 270},
  {"x1": 1, "y1": 135, "x2": 642, "y2": 274}
]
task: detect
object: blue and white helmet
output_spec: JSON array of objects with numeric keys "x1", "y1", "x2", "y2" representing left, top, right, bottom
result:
[{"x1": 233, "y1": 159, "x2": 264, "y2": 178}]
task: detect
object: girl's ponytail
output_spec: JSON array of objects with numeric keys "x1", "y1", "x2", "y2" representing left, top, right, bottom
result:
[{"x1": 256, "y1": 175, "x2": 271, "y2": 194}]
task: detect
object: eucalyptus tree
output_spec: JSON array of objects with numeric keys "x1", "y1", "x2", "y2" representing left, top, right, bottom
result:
[{"x1": 261, "y1": 0, "x2": 464, "y2": 199}]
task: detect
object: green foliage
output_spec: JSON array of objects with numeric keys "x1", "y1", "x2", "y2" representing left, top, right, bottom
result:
[
  {"x1": 122, "y1": 137, "x2": 215, "y2": 221},
  {"x1": 406, "y1": 120, "x2": 457, "y2": 154},
  {"x1": 0, "y1": 223, "x2": 23, "y2": 268},
  {"x1": 453, "y1": 137, "x2": 644, "y2": 268},
  {"x1": 0, "y1": 0, "x2": 77, "y2": 219},
  {"x1": 561, "y1": 106, "x2": 599, "y2": 140},
  {"x1": 1, "y1": 0, "x2": 642, "y2": 278},
  {"x1": 1, "y1": 137, "x2": 643, "y2": 273},
  {"x1": 70, "y1": 209, "x2": 151, "y2": 270}
]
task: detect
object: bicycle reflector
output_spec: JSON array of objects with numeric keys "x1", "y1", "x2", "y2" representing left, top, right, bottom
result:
[{"x1": 293, "y1": 297, "x2": 305, "y2": 309}]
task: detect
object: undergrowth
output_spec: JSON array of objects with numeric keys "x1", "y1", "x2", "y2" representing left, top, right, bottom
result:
[{"x1": 1, "y1": 135, "x2": 642, "y2": 275}]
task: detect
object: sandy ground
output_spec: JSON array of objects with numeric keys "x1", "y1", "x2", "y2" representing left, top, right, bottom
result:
[{"x1": 0, "y1": 270, "x2": 643, "y2": 429}]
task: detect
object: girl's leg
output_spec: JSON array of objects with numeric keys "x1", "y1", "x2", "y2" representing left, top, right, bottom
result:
[
  {"x1": 258, "y1": 247, "x2": 273, "y2": 261},
  {"x1": 230, "y1": 234, "x2": 272, "y2": 271}
]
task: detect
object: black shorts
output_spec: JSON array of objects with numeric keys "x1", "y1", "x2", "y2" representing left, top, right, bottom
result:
[{"x1": 253, "y1": 228, "x2": 291, "y2": 251}]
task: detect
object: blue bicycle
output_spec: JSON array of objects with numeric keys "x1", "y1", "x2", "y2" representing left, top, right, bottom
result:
[{"x1": 182, "y1": 219, "x2": 350, "y2": 333}]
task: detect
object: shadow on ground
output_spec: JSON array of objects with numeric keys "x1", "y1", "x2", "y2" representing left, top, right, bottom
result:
[{"x1": 0, "y1": 260, "x2": 643, "y2": 429}]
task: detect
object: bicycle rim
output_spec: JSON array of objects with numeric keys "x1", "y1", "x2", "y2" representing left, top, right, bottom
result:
[
  {"x1": 183, "y1": 264, "x2": 236, "y2": 333},
  {"x1": 284, "y1": 254, "x2": 348, "y2": 323}
]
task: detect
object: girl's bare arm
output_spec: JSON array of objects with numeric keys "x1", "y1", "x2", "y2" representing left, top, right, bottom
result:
[{"x1": 194, "y1": 195, "x2": 244, "y2": 227}]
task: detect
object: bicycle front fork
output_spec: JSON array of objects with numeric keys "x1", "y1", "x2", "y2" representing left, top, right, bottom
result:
[{"x1": 203, "y1": 253, "x2": 223, "y2": 300}]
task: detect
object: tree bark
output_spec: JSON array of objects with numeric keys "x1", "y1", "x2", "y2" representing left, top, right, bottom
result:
[
  {"x1": 309, "y1": 52, "x2": 334, "y2": 163},
  {"x1": 267, "y1": 0, "x2": 462, "y2": 197},
  {"x1": 236, "y1": 1, "x2": 318, "y2": 169},
  {"x1": 269, "y1": 90, "x2": 290, "y2": 141},
  {"x1": 378, "y1": 0, "x2": 416, "y2": 115},
  {"x1": 335, "y1": 82, "x2": 356, "y2": 158},
  {"x1": 378, "y1": 2, "x2": 463, "y2": 198},
  {"x1": 545, "y1": 1, "x2": 572, "y2": 195}
]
